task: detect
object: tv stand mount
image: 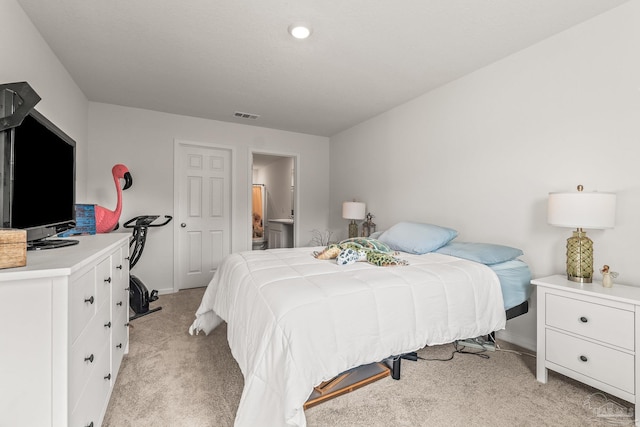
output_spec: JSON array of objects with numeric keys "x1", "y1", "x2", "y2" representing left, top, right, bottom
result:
[{"x1": 0, "y1": 81, "x2": 41, "y2": 132}]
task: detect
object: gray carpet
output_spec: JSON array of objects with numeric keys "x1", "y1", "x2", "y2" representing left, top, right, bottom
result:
[{"x1": 103, "y1": 287, "x2": 635, "y2": 426}]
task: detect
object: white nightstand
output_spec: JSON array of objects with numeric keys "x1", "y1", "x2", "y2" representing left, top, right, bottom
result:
[{"x1": 533, "y1": 274, "x2": 640, "y2": 421}]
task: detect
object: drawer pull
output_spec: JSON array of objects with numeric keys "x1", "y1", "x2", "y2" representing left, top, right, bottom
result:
[
  {"x1": 116, "y1": 264, "x2": 123, "y2": 270},
  {"x1": 579, "y1": 316, "x2": 588, "y2": 323},
  {"x1": 84, "y1": 354, "x2": 94, "y2": 363},
  {"x1": 85, "y1": 423, "x2": 94, "y2": 427},
  {"x1": 116, "y1": 343, "x2": 122, "y2": 349},
  {"x1": 117, "y1": 301, "x2": 123, "y2": 306},
  {"x1": 104, "y1": 373, "x2": 112, "y2": 380},
  {"x1": 104, "y1": 321, "x2": 112, "y2": 328},
  {"x1": 84, "y1": 296, "x2": 94, "y2": 305},
  {"x1": 579, "y1": 355, "x2": 588, "y2": 362},
  {"x1": 104, "y1": 277, "x2": 112, "y2": 283}
]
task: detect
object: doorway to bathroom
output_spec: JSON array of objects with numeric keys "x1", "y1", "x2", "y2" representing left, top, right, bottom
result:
[{"x1": 251, "y1": 153, "x2": 296, "y2": 250}]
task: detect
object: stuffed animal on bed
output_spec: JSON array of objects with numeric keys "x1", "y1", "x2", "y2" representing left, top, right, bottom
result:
[{"x1": 313, "y1": 237, "x2": 408, "y2": 267}]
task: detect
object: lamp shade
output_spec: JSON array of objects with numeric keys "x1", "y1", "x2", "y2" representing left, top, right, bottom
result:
[
  {"x1": 548, "y1": 192, "x2": 616, "y2": 229},
  {"x1": 342, "y1": 202, "x2": 366, "y2": 220}
]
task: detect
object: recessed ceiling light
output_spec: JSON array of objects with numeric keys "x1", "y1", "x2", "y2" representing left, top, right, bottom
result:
[{"x1": 288, "y1": 24, "x2": 312, "y2": 39}]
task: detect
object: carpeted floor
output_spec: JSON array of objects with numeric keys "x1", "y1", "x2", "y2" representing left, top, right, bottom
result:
[{"x1": 102, "y1": 287, "x2": 635, "y2": 427}]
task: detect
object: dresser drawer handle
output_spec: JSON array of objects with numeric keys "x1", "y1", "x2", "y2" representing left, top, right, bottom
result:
[
  {"x1": 84, "y1": 354, "x2": 94, "y2": 363},
  {"x1": 116, "y1": 343, "x2": 122, "y2": 349},
  {"x1": 85, "y1": 422, "x2": 94, "y2": 427},
  {"x1": 104, "y1": 321, "x2": 112, "y2": 328},
  {"x1": 104, "y1": 373, "x2": 112, "y2": 380},
  {"x1": 84, "y1": 296, "x2": 94, "y2": 305},
  {"x1": 104, "y1": 277, "x2": 112, "y2": 283},
  {"x1": 579, "y1": 316, "x2": 588, "y2": 323},
  {"x1": 117, "y1": 301, "x2": 123, "y2": 306},
  {"x1": 579, "y1": 355, "x2": 588, "y2": 362},
  {"x1": 116, "y1": 264, "x2": 123, "y2": 270}
]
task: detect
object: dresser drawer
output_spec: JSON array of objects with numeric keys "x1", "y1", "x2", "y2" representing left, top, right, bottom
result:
[
  {"x1": 112, "y1": 305, "x2": 129, "y2": 375},
  {"x1": 546, "y1": 293, "x2": 634, "y2": 350},
  {"x1": 70, "y1": 267, "x2": 97, "y2": 343},
  {"x1": 112, "y1": 283, "x2": 128, "y2": 322},
  {"x1": 69, "y1": 300, "x2": 111, "y2": 409},
  {"x1": 70, "y1": 341, "x2": 111, "y2": 427},
  {"x1": 95, "y1": 256, "x2": 112, "y2": 310},
  {"x1": 546, "y1": 329, "x2": 634, "y2": 394}
]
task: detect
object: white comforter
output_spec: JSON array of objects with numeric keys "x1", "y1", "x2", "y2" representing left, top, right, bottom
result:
[{"x1": 189, "y1": 247, "x2": 506, "y2": 427}]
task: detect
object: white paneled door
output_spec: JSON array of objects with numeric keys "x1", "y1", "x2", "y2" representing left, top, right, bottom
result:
[{"x1": 174, "y1": 142, "x2": 231, "y2": 290}]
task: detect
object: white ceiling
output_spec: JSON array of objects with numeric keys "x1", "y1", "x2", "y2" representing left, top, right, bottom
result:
[{"x1": 17, "y1": 0, "x2": 629, "y2": 137}]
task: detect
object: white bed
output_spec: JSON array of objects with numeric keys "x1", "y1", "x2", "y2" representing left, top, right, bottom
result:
[{"x1": 189, "y1": 246, "x2": 509, "y2": 427}]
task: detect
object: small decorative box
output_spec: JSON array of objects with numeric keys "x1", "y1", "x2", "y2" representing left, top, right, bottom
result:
[{"x1": 0, "y1": 229, "x2": 27, "y2": 269}]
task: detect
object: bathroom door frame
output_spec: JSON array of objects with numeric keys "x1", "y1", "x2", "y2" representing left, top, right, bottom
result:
[{"x1": 249, "y1": 150, "x2": 299, "y2": 249}]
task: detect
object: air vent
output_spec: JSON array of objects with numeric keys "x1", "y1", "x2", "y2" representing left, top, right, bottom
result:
[{"x1": 234, "y1": 111, "x2": 260, "y2": 120}]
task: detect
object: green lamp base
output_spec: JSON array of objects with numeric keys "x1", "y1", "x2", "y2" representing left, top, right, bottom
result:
[{"x1": 566, "y1": 229, "x2": 594, "y2": 283}]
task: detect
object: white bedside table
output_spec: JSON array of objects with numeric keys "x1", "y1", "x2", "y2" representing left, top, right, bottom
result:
[{"x1": 533, "y1": 274, "x2": 640, "y2": 422}]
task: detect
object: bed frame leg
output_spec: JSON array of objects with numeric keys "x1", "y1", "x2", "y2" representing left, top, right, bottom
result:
[
  {"x1": 391, "y1": 357, "x2": 401, "y2": 380},
  {"x1": 390, "y1": 352, "x2": 418, "y2": 380}
]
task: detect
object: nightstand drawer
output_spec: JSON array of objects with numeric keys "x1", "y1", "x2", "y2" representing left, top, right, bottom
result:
[
  {"x1": 546, "y1": 293, "x2": 634, "y2": 350},
  {"x1": 546, "y1": 329, "x2": 634, "y2": 394}
]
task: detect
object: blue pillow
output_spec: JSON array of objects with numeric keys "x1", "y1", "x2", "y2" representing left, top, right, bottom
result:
[
  {"x1": 368, "y1": 230, "x2": 383, "y2": 239},
  {"x1": 435, "y1": 242, "x2": 523, "y2": 265},
  {"x1": 378, "y1": 222, "x2": 458, "y2": 254}
]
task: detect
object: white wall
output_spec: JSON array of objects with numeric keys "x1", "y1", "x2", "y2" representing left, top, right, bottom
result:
[
  {"x1": 0, "y1": 0, "x2": 89, "y2": 199},
  {"x1": 329, "y1": 1, "x2": 640, "y2": 350},
  {"x1": 88, "y1": 103, "x2": 329, "y2": 293}
]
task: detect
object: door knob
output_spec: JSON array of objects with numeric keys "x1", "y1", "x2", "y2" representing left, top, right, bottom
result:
[{"x1": 181, "y1": 223, "x2": 186, "y2": 228}]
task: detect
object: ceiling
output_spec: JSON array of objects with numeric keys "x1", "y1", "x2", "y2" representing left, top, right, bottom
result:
[{"x1": 17, "y1": 0, "x2": 629, "y2": 137}]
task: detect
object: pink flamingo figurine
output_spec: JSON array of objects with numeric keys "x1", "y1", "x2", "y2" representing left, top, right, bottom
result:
[{"x1": 94, "y1": 164, "x2": 133, "y2": 233}]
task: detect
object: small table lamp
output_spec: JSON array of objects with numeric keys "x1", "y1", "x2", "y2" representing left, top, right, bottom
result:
[
  {"x1": 342, "y1": 201, "x2": 366, "y2": 238},
  {"x1": 547, "y1": 185, "x2": 616, "y2": 283}
]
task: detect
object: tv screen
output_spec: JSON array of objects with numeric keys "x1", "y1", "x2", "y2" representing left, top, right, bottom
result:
[{"x1": 2, "y1": 110, "x2": 77, "y2": 248}]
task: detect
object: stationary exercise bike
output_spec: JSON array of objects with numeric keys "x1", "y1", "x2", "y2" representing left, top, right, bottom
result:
[{"x1": 124, "y1": 215, "x2": 172, "y2": 321}]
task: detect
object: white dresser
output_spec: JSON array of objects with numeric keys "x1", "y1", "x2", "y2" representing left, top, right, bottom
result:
[
  {"x1": 0, "y1": 234, "x2": 130, "y2": 427},
  {"x1": 533, "y1": 275, "x2": 640, "y2": 419}
]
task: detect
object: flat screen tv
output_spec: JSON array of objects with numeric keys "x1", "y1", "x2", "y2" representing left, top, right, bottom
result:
[{"x1": 0, "y1": 109, "x2": 78, "y2": 249}]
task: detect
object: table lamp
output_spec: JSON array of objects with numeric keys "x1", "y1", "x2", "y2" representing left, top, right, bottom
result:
[
  {"x1": 547, "y1": 185, "x2": 616, "y2": 283},
  {"x1": 342, "y1": 201, "x2": 366, "y2": 238}
]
